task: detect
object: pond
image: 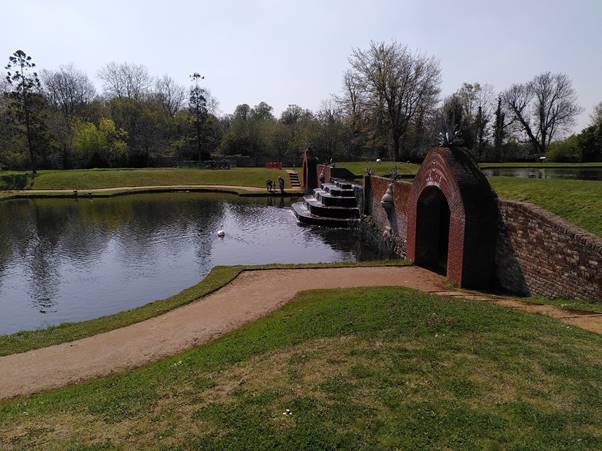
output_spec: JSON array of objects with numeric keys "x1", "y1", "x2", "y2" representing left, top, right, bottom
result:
[
  {"x1": 481, "y1": 166, "x2": 602, "y2": 180},
  {"x1": 0, "y1": 193, "x2": 392, "y2": 335}
]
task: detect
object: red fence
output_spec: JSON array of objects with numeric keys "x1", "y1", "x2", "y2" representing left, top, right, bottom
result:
[{"x1": 265, "y1": 161, "x2": 283, "y2": 169}]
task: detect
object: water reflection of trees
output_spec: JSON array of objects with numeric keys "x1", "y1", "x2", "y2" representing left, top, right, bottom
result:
[{"x1": 0, "y1": 193, "x2": 228, "y2": 313}]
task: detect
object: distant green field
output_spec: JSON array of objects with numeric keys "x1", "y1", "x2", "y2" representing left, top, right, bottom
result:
[
  {"x1": 481, "y1": 162, "x2": 602, "y2": 168},
  {"x1": 335, "y1": 161, "x2": 419, "y2": 177},
  {"x1": 1, "y1": 167, "x2": 291, "y2": 190},
  {"x1": 2, "y1": 165, "x2": 600, "y2": 237}
]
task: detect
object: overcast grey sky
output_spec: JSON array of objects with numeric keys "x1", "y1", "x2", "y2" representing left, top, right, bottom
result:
[{"x1": 2, "y1": 0, "x2": 601, "y2": 130}]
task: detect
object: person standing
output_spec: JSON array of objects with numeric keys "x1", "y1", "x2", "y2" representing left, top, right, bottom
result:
[{"x1": 278, "y1": 176, "x2": 285, "y2": 195}]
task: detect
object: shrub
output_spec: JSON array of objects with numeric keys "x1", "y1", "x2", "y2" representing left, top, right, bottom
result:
[{"x1": 547, "y1": 134, "x2": 581, "y2": 162}]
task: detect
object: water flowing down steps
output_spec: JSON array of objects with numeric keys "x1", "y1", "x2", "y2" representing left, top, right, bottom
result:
[
  {"x1": 286, "y1": 170, "x2": 301, "y2": 188},
  {"x1": 292, "y1": 179, "x2": 361, "y2": 227}
]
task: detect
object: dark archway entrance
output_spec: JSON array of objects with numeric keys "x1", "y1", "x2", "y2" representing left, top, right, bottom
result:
[
  {"x1": 415, "y1": 187, "x2": 450, "y2": 275},
  {"x1": 407, "y1": 147, "x2": 498, "y2": 289}
]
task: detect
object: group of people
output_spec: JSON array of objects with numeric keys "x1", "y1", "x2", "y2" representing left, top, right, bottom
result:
[{"x1": 266, "y1": 176, "x2": 285, "y2": 194}]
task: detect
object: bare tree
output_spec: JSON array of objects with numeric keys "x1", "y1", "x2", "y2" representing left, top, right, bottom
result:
[
  {"x1": 98, "y1": 62, "x2": 152, "y2": 100},
  {"x1": 348, "y1": 41, "x2": 441, "y2": 161},
  {"x1": 591, "y1": 101, "x2": 602, "y2": 126},
  {"x1": 0, "y1": 72, "x2": 9, "y2": 93},
  {"x1": 504, "y1": 72, "x2": 582, "y2": 154},
  {"x1": 452, "y1": 82, "x2": 496, "y2": 157},
  {"x1": 154, "y1": 75, "x2": 185, "y2": 117},
  {"x1": 42, "y1": 64, "x2": 96, "y2": 118}
]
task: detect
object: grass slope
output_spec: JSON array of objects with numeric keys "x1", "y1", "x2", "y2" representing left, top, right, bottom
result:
[
  {"x1": 490, "y1": 177, "x2": 602, "y2": 237},
  {"x1": 2, "y1": 287, "x2": 602, "y2": 449},
  {"x1": 1, "y1": 167, "x2": 292, "y2": 191}
]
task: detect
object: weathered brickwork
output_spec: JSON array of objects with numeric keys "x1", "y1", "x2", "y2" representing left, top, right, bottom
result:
[
  {"x1": 364, "y1": 175, "x2": 412, "y2": 257},
  {"x1": 496, "y1": 200, "x2": 602, "y2": 300},
  {"x1": 360, "y1": 147, "x2": 602, "y2": 300}
]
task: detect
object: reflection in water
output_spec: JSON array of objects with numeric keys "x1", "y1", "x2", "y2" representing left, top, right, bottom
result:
[
  {"x1": 482, "y1": 167, "x2": 602, "y2": 180},
  {"x1": 0, "y1": 193, "x2": 392, "y2": 335}
]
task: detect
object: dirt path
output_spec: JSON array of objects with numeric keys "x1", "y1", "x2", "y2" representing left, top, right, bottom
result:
[
  {"x1": 0, "y1": 266, "x2": 444, "y2": 400},
  {"x1": 2, "y1": 265, "x2": 602, "y2": 401}
]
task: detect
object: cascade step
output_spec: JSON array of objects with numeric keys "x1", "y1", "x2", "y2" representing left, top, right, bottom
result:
[
  {"x1": 321, "y1": 183, "x2": 356, "y2": 197},
  {"x1": 313, "y1": 189, "x2": 358, "y2": 207},
  {"x1": 333, "y1": 179, "x2": 354, "y2": 190},
  {"x1": 303, "y1": 196, "x2": 359, "y2": 219},
  {"x1": 292, "y1": 202, "x2": 359, "y2": 227}
]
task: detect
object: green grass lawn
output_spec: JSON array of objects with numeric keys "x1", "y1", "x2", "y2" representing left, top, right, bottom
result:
[
  {"x1": 2, "y1": 286, "x2": 602, "y2": 449},
  {"x1": 0, "y1": 167, "x2": 292, "y2": 191},
  {"x1": 335, "y1": 161, "x2": 419, "y2": 177},
  {"x1": 481, "y1": 162, "x2": 602, "y2": 168},
  {"x1": 490, "y1": 177, "x2": 602, "y2": 237}
]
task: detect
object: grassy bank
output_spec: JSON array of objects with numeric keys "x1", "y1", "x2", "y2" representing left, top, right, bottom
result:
[
  {"x1": 2, "y1": 286, "x2": 602, "y2": 449},
  {"x1": 481, "y1": 162, "x2": 602, "y2": 168},
  {"x1": 331, "y1": 160, "x2": 602, "y2": 178},
  {"x1": 335, "y1": 161, "x2": 419, "y2": 177},
  {"x1": 0, "y1": 167, "x2": 292, "y2": 191},
  {"x1": 0, "y1": 261, "x2": 407, "y2": 357},
  {"x1": 490, "y1": 177, "x2": 602, "y2": 237}
]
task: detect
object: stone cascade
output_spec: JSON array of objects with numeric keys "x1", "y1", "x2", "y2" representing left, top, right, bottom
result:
[{"x1": 292, "y1": 179, "x2": 360, "y2": 227}]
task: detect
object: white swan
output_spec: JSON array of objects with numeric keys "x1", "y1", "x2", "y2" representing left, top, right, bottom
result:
[{"x1": 217, "y1": 225, "x2": 225, "y2": 238}]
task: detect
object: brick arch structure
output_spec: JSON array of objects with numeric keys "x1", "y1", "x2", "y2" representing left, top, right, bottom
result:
[{"x1": 407, "y1": 147, "x2": 498, "y2": 288}]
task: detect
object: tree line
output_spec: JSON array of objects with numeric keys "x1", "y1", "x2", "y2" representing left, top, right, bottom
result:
[{"x1": 1, "y1": 42, "x2": 601, "y2": 174}]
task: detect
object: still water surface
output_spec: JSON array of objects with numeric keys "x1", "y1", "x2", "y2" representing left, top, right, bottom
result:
[
  {"x1": 0, "y1": 193, "x2": 391, "y2": 335},
  {"x1": 481, "y1": 166, "x2": 602, "y2": 180}
]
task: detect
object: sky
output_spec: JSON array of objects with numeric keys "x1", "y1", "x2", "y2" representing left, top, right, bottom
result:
[{"x1": 1, "y1": 0, "x2": 601, "y2": 130}]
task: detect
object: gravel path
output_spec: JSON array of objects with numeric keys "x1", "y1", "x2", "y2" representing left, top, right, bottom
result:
[
  {"x1": 0, "y1": 266, "x2": 444, "y2": 400},
  {"x1": 2, "y1": 265, "x2": 600, "y2": 401}
]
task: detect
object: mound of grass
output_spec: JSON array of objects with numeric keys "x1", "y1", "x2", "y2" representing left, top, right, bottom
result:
[
  {"x1": 13, "y1": 167, "x2": 291, "y2": 191},
  {"x1": 2, "y1": 286, "x2": 602, "y2": 449},
  {"x1": 490, "y1": 177, "x2": 602, "y2": 237}
]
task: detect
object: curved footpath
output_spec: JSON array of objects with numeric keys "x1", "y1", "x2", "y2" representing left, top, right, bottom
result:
[
  {"x1": 0, "y1": 267, "x2": 443, "y2": 400},
  {"x1": 1, "y1": 266, "x2": 602, "y2": 400}
]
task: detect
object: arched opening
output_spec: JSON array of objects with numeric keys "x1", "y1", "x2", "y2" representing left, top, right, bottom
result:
[{"x1": 415, "y1": 186, "x2": 450, "y2": 275}]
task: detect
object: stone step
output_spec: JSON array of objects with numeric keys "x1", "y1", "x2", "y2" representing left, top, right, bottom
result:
[
  {"x1": 304, "y1": 196, "x2": 359, "y2": 219},
  {"x1": 287, "y1": 171, "x2": 301, "y2": 187},
  {"x1": 291, "y1": 202, "x2": 359, "y2": 228},
  {"x1": 313, "y1": 189, "x2": 358, "y2": 207},
  {"x1": 333, "y1": 179, "x2": 354, "y2": 190},
  {"x1": 321, "y1": 183, "x2": 356, "y2": 198}
]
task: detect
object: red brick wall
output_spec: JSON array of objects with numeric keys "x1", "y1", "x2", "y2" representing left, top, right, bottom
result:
[
  {"x1": 364, "y1": 176, "x2": 602, "y2": 301},
  {"x1": 496, "y1": 200, "x2": 602, "y2": 300},
  {"x1": 316, "y1": 164, "x2": 332, "y2": 186},
  {"x1": 365, "y1": 176, "x2": 412, "y2": 256}
]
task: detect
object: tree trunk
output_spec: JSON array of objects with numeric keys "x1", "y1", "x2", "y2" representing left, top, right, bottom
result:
[{"x1": 392, "y1": 133, "x2": 400, "y2": 162}]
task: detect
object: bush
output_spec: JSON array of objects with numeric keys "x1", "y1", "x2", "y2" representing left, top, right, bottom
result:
[
  {"x1": 547, "y1": 135, "x2": 581, "y2": 162},
  {"x1": 72, "y1": 118, "x2": 128, "y2": 167}
]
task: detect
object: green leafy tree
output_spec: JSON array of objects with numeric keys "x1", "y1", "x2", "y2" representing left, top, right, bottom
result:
[
  {"x1": 72, "y1": 118, "x2": 127, "y2": 167},
  {"x1": 547, "y1": 134, "x2": 581, "y2": 162},
  {"x1": 4, "y1": 50, "x2": 47, "y2": 174},
  {"x1": 189, "y1": 73, "x2": 210, "y2": 160}
]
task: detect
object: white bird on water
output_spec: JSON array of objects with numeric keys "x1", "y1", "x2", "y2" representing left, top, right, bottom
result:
[{"x1": 217, "y1": 225, "x2": 225, "y2": 238}]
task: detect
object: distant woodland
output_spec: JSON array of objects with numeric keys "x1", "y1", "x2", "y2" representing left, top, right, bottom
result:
[{"x1": 2, "y1": 42, "x2": 601, "y2": 173}]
